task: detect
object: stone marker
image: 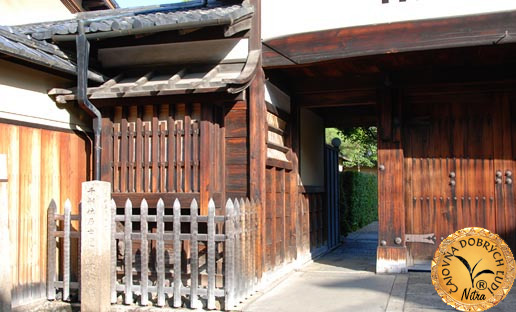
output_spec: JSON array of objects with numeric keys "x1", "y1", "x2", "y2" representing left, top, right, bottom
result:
[
  {"x1": 81, "y1": 181, "x2": 111, "y2": 312},
  {"x1": 0, "y1": 154, "x2": 11, "y2": 312}
]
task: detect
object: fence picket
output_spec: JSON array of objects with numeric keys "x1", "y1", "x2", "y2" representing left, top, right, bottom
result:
[
  {"x1": 190, "y1": 199, "x2": 199, "y2": 309},
  {"x1": 245, "y1": 198, "x2": 253, "y2": 298},
  {"x1": 124, "y1": 199, "x2": 133, "y2": 305},
  {"x1": 156, "y1": 199, "x2": 165, "y2": 307},
  {"x1": 47, "y1": 200, "x2": 57, "y2": 300},
  {"x1": 252, "y1": 200, "x2": 256, "y2": 288},
  {"x1": 63, "y1": 199, "x2": 71, "y2": 301},
  {"x1": 241, "y1": 198, "x2": 247, "y2": 301},
  {"x1": 140, "y1": 199, "x2": 149, "y2": 306},
  {"x1": 252, "y1": 200, "x2": 258, "y2": 287},
  {"x1": 240, "y1": 198, "x2": 247, "y2": 299},
  {"x1": 207, "y1": 199, "x2": 216, "y2": 309},
  {"x1": 173, "y1": 199, "x2": 182, "y2": 308},
  {"x1": 224, "y1": 199, "x2": 235, "y2": 309},
  {"x1": 77, "y1": 203, "x2": 82, "y2": 302},
  {"x1": 110, "y1": 199, "x2": 117, "y2": 303},
  {"x1": 233, "y1": 199, "x2": 241, "y2": 303}
]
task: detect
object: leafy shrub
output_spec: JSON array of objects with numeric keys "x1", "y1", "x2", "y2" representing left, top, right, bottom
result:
[{"x1": 340, "y1": 171, "x2": 378, "y2": 235}]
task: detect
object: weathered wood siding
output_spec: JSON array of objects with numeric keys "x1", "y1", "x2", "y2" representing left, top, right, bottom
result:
[
  {"x1": 0, "y1": 122, "x2": 89, "y2": 307},
  {"x1": 225, "y1": 101, "x2": 248, "y2": 199},
  {"x1": 101, "y1": 102, "x2": 225, "y2": 215}
]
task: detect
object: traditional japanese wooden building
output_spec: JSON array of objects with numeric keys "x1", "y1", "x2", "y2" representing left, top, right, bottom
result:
[
  {"x1": 1, "y1": 0, "x2": 516, "y2": 309},
  {"x1": 263, "y1": 9, "x2": 516, "y2": 272}
]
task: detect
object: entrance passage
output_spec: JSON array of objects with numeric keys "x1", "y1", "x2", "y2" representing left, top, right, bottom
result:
[{"x1": 403, "y1": 89, "x2": 516, "y2": 266}]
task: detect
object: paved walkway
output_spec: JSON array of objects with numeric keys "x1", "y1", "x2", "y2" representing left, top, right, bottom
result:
[{"x1": 243, "y1": 222, "x2": 516, "y2": 312}]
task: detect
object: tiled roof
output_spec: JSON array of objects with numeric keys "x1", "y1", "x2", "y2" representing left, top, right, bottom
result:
[
  {"x1": 13, "y1": 2, "x2": 253, "y2": 41},
  {"x1": 0, "y1": 26, "x2": 104, "y2": 82},
  {"x1": 1, "y1": 2, "x2": 252, "y2": 84}
]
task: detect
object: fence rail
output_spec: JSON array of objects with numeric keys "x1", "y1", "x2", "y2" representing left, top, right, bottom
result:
[{"x1": 47, "y1": 195, "x2": 261, "y2": 310}]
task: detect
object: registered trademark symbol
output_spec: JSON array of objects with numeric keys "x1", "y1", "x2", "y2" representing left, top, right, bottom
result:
[{"x1": 476, "y1": 280, "x2": 487, "y2": 290}]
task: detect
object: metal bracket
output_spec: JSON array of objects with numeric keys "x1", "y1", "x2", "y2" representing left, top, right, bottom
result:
[{"x1": 405, "y1": 233, "x2": 436, "y2": 244}]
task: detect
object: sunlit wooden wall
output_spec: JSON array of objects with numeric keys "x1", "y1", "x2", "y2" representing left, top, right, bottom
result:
[{"x1": 0, "y1": 122, "x2": 89, "y2": 307}]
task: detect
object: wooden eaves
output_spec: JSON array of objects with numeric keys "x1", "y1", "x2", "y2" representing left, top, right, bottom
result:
[
  {"x1": 49, "y1": 49, "x2": 260, "y2": 103},
  {"x1": 263, "y1": 10, "x2": 516, "y2": 67}
]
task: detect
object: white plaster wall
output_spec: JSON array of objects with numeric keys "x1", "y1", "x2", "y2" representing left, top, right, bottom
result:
[
  {"x1": 0, "y1": 59, "x2": 89, "y2": 131},
  {"x1": 300, "y1": 108, "x2": 324, "y2": 187},
  {"x1": 265, "y1": 80, "x2": 290, "y2": 113},
  {"x1": 0, "y1": 0, "x2": 73, "y2": 25},
  {"x1": 262, "y1": 0, "x2": 516, "y2": 41}
]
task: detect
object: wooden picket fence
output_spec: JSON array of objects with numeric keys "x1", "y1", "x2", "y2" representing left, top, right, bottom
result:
[
  {"x1": 47, "y1": 196, "x2": 261, "y2": 310},
  {"x1": 47, "y1": 199, "x2": 80, "y2": 302}
]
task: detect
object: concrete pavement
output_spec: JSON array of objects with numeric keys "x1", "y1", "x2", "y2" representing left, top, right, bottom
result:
[{"x1": 243, "y1": 222, "x2": 516, "y2": 312}]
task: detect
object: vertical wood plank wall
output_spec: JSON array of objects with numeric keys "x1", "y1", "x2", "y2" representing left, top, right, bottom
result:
[
  {"x1": 101, "y1": 102, "x2": 224, "y2": 215},
  {"x1": 0, "y1": 122, "x2": 89, "y2": 307},
  {"x1": 225, "y1": 101, "x2": 248, "y2": 199}
]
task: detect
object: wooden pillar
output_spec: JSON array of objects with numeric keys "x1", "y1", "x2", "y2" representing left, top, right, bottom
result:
[
  {"x1": 376, "y1": 88, "x2": 408, "y2": 273},
  {"x1": 0, "y1": 154, "x2": 11, "y2": 312},
  {"x1": 249, "y1": 0, "x2": 266, "y2": 276}
]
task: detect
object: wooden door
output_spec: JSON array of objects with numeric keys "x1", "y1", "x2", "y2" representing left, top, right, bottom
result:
[
  {"x1": 324, "y1": 144, "x2": 340, "y2": 249},
  {"x1": 403, "y1": 89, "x2": 515, "y2": 266}
]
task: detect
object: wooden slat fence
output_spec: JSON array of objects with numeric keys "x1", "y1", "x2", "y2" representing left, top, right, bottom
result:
[
  {"x1": 47, "y1": 199, "x2": 81, "y2": 302},
  {"x1": 224, "y1": 198, "x2": 259, "y2": 309},
  {"x1": 47, "y1": 195, "x2": 261, "y2": 310},
  {"x1": 108, "y1": 104, "x2": 201, "y2": 194}
]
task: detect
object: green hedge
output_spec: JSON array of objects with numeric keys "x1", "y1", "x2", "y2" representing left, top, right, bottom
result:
[{"x1": 340, "y1": 171, "x2": 378, "y2": 235}]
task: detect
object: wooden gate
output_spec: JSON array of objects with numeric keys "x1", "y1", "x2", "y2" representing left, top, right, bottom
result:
[
  {"x1": 324, "y1": 145, "x2": 340, "y2": 249},
  {"x1": 403, "y1": 89, "x2": 516, "y2": 266}
]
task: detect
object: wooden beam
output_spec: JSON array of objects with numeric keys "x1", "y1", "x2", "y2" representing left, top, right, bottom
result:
[
  {"x1": 266, "y1": 158, "x2": 292, "y2": 170},
  {"x1": 264, "y1": 10, "x2": 516, "y2": 67},
  {"x1": 323, "y1": 113, "x2": 377, "y2": 128},
  {"x1": 295, "y1": 89, "x2": 376, "y2": 108}
]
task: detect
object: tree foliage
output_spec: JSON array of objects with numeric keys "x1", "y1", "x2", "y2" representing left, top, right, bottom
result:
[
  {"x1": 340, "y1": 171, "x2": 378, "y2": 235},
  {"x1": 326, "y1": 127, "x2": 377, "y2": 168}
]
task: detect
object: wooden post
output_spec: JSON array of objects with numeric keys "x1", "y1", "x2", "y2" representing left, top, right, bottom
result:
[
  {"x1": 0, "y1": 154, "x2": 11, "y2": 312},
  {"x1": 376, "y1": 88, "x2": 407, "y2": 274},
  {"x1": 248, "y1": 0, "x2": 266, "y2": 278},
  {"x1": 110, "y1": 199, "x2": 117, "y2": 304},
  {"x1": 156, "y1": 199, "x2": 165, "y2": 307},
  {"x1": 172, "y1": 199, "x2": 182, "y2": 308},
  {"x1": 124, "y1": 199, "x2": 133, "y2": 304},
  {"x1": 207, "y1": 199, "x2": 216, "y2": 309},
  {"x1": 63, "y1": 200, "x2": 71, "y2": 301},
  {"x1": 47, "y1": 200, "x2": 57, "y2": 301},
  {"x1": 190, "y1": 199, "x2": 199, "y2": 309},
  {"x1": 140, "y1": 199, "x2": 149, "y2": 306},
  {"x1": 224, "y1": 199, "x2": 235, "y2": 310},
  {"x1": 80, "y1": 181, "x2": 112, "y2": 312}
]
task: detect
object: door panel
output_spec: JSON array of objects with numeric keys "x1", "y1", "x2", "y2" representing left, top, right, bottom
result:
[{"x1": 403, "y1": 90, "x2": 514, "y2": 265}]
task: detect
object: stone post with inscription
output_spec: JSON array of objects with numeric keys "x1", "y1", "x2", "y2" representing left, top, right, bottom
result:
[
  {"x1": 81, "y1": 181, "x2": 111, "y2": 312},
  {"x1": 0, "y1": 154, "x2": 11, "y2": 312}
]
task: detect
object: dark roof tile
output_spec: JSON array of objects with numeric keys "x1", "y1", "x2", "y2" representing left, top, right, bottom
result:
[
  {"x1": 0, "y1": 28, "x2": 104, "y2": 82},
  {"x1": 13, "y1": 3, "x2": 253, "y2": 40}
]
